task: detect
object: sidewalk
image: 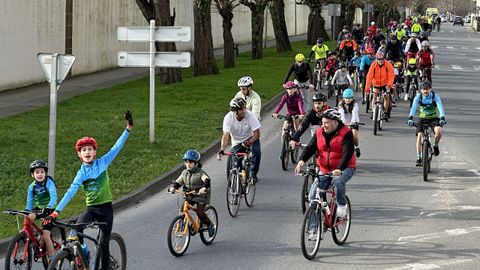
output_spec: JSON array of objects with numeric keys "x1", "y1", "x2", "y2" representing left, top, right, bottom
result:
[{"x1": 0, "y1": 34, "x2": 307, "y2": 119}]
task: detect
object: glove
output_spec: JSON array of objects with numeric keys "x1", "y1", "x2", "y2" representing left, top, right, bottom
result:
[
  {"x1": 217, "y1": 149, "x2": 224, "y2": 156},
  {"x1": 124, "y1": 110, "x2": 133, "y2": 127},
  {"x1": 407, "y1": 116, "x2": 414, "y2": 127},
  {"x1": 42, "y1": 211, "x2": 58, "y2": 225},
  {"x1": 42, "y1": 208, "x2": 54, "y2": 215},
  {"x1": 439, "y1": 117, "x2": 446, "y2": 126}
]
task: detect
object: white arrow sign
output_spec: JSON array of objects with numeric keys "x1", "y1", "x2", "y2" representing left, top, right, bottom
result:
[
  {"x1": 37, "y1": 53, "x2": 75, "y2": 83},
  {"x1": 117, "y1": 51, "x2": 191, "y2": 68},
  {"x1": 117, "y1": 26, "x2": 191, "y2": 42}
]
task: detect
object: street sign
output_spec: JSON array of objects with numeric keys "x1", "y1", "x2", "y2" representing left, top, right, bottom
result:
[
  {"x1": 117, "y1": 26, "x2": 191, "y2": 42},
  {"x1": 117, "y1": 52, "x2": 191, "y2": 68},
  {"x1": 37, "y1": 53, "x2": 75, "y2": 83},
  {"x1": 328, "y1": 4, "x2": 341, "y2": 17},
  {"x1": 364, "y1": 3, "x2": 374, "y2": 13}
]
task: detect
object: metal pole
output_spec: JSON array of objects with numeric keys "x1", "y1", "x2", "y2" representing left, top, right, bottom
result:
[
  {"x1": 264, "y1": 8, "x2": 267, "y2": 48},
  {"x1": 294, "y1": 2, "x2": 297, "y2": 35},
  {"x1": 48, "y1": 53, "x2": 58, "y2": 178},
  {"x1": 149, "y1": 20, "x2": 155, "y2": 143},
  {"x1": 333, "y1": 17, "x2": 336, "y2": 42},
  {"x1": 367, "y1": 12, "x2": 370, "y2": 29}
]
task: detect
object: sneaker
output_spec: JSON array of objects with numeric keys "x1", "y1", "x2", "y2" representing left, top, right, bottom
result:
[
  {"x1": 415, "y1": 158, "x2": 422, "y2": 167},
  {"x1": 336, "y1": 205, "x2": 347, "y2": 219},
  {"x1": 207, "y1": 224, "x2": 215, "y2": 237},
  {"x1": 324, "y1": 80, "x2": 329, "y2": 86},
  {"x1": 355, "y1": 147, "x2": 361, "y2": 158},
  {"x1": 433, "y1": 145, "x2": 440, "y2": 156},
  {"x1": 404, "y1": 94, "x2": 409, "y2": 101}
]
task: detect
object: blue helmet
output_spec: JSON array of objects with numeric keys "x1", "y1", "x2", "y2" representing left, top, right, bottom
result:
[
  {"x1": 343, "y1": 88, "x2": 354, "y2": 99},
  {"x1": 183, "y1": 150, "x2": 200, "y2": 163}
]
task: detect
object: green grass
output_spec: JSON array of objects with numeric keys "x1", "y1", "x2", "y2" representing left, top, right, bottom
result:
[{"x1": 0, "y1": 39, "x2": 335, "y2": 239}]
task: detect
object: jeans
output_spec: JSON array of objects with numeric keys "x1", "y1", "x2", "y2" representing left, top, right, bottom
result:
[
  {"x1": 231, "y1": 140, "x2": 261, "y2": 177},
  {"x1": 294, "y1": 79, "x2": 310, "y2": 111},
  {"x1": 308, "y1": 167, "x2": 354, "y2": 206}
]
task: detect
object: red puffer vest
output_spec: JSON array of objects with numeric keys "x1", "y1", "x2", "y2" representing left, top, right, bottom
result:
[{"x1": 316, "y1": 125, "x2": 356, "y2": 174}]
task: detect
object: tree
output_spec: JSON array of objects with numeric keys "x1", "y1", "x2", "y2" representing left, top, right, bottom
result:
[
  {"x1": 240, "y1": 0, "x2": 271, "y2": 59},
  {"x1": 193, "y1": 0, "x2": 219, "y2": 76},
  {"x1": 135, "y1": 0, "x2": 182, "y2": 84},
  {"x1": 296, "y1": 0, "x2": 330, "y2": 45},
  {"x1": 268, "y1": 0, "x2": 292, "y2": 52},
  {"x1": 214, "y1": 0, "x2": 240, "y2": 68}
]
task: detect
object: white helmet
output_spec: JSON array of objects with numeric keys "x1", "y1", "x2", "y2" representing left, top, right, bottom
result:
[
  {"x1": 371, "y1": 21, "x2": 375, "y2": 26},
  {"x1": 421, "y1": 41, "x2": 429, "y2": 47},
  {"x1": 237, "y1": 76, "x2": 253, "y2": 87}
]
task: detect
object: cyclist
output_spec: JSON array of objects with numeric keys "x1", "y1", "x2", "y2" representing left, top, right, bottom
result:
[
  {"x1": 377, "y1": 39, "x2": 387, "y2": 55},
  {"x1": 272, "y1": 81, "x2": 305, "y2": 135},
  {"x1": 417, "y1": 41, "x2": 435, "y2": 84},
  {"x1": 394, "y1": 23, "x2": 407, "y2": 41},
  {"x1": 337, "y1": 25, "x2": 350, "y2": 45},
  {"x1": 235, "y1": 76, "x2": 262, "y2": 120},
  {"x1": 337, "y1": 89, "x2": 361, "y2": 158},
  {"x1": 404, "y1": 32, "x2": 422, "y2": 63},
  {"x1": 372, "y1": 29, "x2": 386, "y2": 52},
  {"x1": 295, "y1": 109, "x2": 356, "y2": 220},
  {"x1": 361, "y1": 36, "x2": 374, "y2": 53},
  {"x1": 411, "y1": 18, "x2": 423, "y2": 34},
  {"x1": 43, "y1": 111, "x2": 133, "y2": 270},
  {"x1": 359, "y1": 47, "x2": 376, "y2": 102},
  {"x1": 218, "y1": 97, "x2": 261, "y2": 183},
  {"x1": 365, "y1": 52, "x2": 395, "y2": 118},
  {"x1": 385, "y1": 34, "x2": 404, "y2": 63},
  {"x1": 367, "y1": 21, "x2": 377, "y2": 38},
  {"x1": 404, "y1": 58, "x2": 419, "y2": 101},
  {"x1": 352, "y1": 23, "x2": 365, "y2": 46},
  {"x1": 168, "y1": 150, "x2": 215, "y2": 237},
  {"x1": 331, "y1": 61, "x2": 353, "y2": 106},
  {"x1": 418, "y1": 31, "x2": 429, "y2": 43},
  {"x1": 324, "y1": 51, "x2": 338, "y2": 86},
  {"x1": 338, "y1": 33, "x2": 358, "y2": 63},
  {"x1": 307, "y1": 38, "x2": 329, "y2": 70},
  {"x1": 25, "y1": 160, "x2": 57, "y2": 261},
  {"x1": 284, "y1": 53, "x2": 314, "y2": 110},
  {"x1": 349, "y1": 50, "x2": 363, "y2": 83},
  {"x1": 407, "y1": 81, "x2": 446, "y2": 166}
]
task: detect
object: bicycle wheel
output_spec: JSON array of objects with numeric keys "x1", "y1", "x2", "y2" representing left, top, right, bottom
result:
[
  {"x1": 226, "y1": 172, "x2": 241, "y2": 217},
  {"x1": 226, "y1": 155, "x2": 233, "y2": 178},
  {"x1": 106, "y1": 233, "x2": 127, "y2": 270},
  {"x1": 332, "y1": 196, "x2": 352, "y2": 245},
  {"x1": 47, "y1": 249, "x2": 75, "y2": 270},
  {"x1": 301, "y1": 173, "x2": 314, "y2": 213},
  {"x1": 300, "y1": 205, "x2": 322, "y2": 260},
  {"x1": 199, "y1": 206, "x2": 218, "y2": 245},
  {"x1": 244, "y1": 174, "x2": 256, "y2": 207},
  {"x1": 280, "y1": 133, "x2": 289, "y2": 171},
  {"x1": 5, "y1": 232, "x2": 32, "y2": 270},
  {"x1": 167, "y1": 215, "x2": 191, "y2": 257},
  {"x1": 373, "y1": 105, "x2": 379, "y2": 135},
  {"x1": 422, "y1": 141, "x2": 430, "y2": 181},
  {"x1": 354, "y1": 73, "x2": 359, "y2": 92},
  {"x1": 291, "y1": 143, "x2": 299, "y2": 164},
  {"x1": 365, "y1": 92, "x2": 371, "y2": 113},
  {"x1": 379, "y1": 106, "x2": 384, "y2": 130}
]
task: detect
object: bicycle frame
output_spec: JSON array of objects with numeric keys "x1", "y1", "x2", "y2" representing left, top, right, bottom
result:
[
  {"x1": 176, "y1": 191, "x2": 204, "y2": 235},
  {"x1": 311, "y1": 185, "x2": 342, "y2": 229}
]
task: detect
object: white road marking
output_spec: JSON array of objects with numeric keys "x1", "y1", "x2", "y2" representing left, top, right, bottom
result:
[
  {"x1": 470, "y1": 59, "x2": 480, "y2": 61},
  {"x1": 461, "y1": 47, "x2": 468, "y2": 50},
  {"x1": 431, "y1": 193, "x2": 440, "y2": 197},
  {"x1": 459, "y1": 205, "x2": 480, "y2": 210},
  {"x1": 431, "y1": 45, "x2": 438, "y2": 49},
  {"x1": 397, "y1": 227, "x2": 480, "y2": 242},
  {"x1": 476, "y1": 47, "x2": 480, "y2": 50},
  {"x1": 383, "y1": 259, "x2": 474, "y2": 270},
  {"x1": 451, "y1": 65, "x2": 462, "y2": 70},
  {"x1": 450, "y1": 31, "x2": 454, "y2": 33},
  {"x1": 446, "y1": 46, "x2": 454, "y2": 49},
  {"x1": 473, "y1": 66, "x2": 480, "y2": 71},
  {"x1": 469, "y1": 169, "x2": 480, "y2": 176}
]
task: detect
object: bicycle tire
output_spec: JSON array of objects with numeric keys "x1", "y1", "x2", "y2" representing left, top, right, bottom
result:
[
  {"x1": 331, "y1": 196, "x2": 352, "y2": 245},
  {"x1": 373, "y1": 105, "x2": 379, "y2": 135},
  {"x1": 106, "y1": 233, "x2": 127, "y2": 270},
  {"x1": 379, "y1": 106, "x2": 384, "y2": 131},
  {"x1": 226, "y1": 172, "x2": 241, "y2": 217},
  {"x1": 5, "y1": 232, "x2": 32, "y2": 270},
  {"x1": 300, "y1": 205, "x2": 322, "y2": 260},
  {"x1": 301, "y1": 173, "x2": 314, "y2": 213},
  {"x1": 244, "y1": 175, "x2": 256, "y2": 207},
  {"x1": 226, "y1": 155, "x2": 233, "y2": 178},
  {"x1": 47, "y1": 249, "x2": 75, "y2": 270},
  {"x1": 199, "y1": 206, "x2": 218, "y2": 245},
  {"x1": 280, "y1": 133, "x2": 289, "y2": 171},
  {"x1": 423, "y1": 141, "x2": 430, "y2": 181},
  {"x1": 365, "y1": 92, "x2": 370, "y2": 113},
  {"x1": 291, "y1": 143, "x2": 299, "y2": 164},
  {"x1": 167, "y1": 215, "x2": 191, "y2": 257}
]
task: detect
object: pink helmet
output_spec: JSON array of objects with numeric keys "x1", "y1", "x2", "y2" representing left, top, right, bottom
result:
[{"x1": 283, "y1": 81, "x2": 297, "y2": 89}]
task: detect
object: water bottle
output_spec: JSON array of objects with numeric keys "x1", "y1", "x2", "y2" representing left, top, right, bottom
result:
[
  {"x1": 81, "y1": 243, "x2": 90, "y2": 263},
  {"x1": 322, "y1": 201, "x2": 330, "y2": 215}
]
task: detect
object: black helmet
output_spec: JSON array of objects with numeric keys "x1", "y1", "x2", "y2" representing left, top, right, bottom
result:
[
  {"x1": 316, "y1": 38, "x2": 323, "y2": 44},
  {"x1": 29, "y1": 160, "x2": 48, "y2": 174},
  {"x1": 339, "y1": 61, "x2": 347, "y2": 68},
  {"x1": 312, "y1": 93, "x2": 327, "y2": 102},
  {"x1": 421, "y1": 80, "x2": 432, "y2": 89},
  {"x1": 229, "y1": 97, "x2": 246, "y2": 110},
  {"x1": 322, "y1": 109, "x2": 341, "y2": 121}
]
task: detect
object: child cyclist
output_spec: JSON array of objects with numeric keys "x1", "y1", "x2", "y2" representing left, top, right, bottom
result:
[
  {"x1": 337, "y1": 88, "x2": 362, "y2": 158},
  {"x1": 26, "y1": 160, "x2": 57, "y2": 261},
  {"x1": 272, "y1": 81, "x2": 305, "y2": 134},
  {"x1": 43, "y1": 111, "x2": 133, "y2": 270},
  {"x1": 407, "y1": 81, "x2": 446, "y2": 166},
  {"x1": 168, "y1": 150, "x2": 215, "y2": 237}
]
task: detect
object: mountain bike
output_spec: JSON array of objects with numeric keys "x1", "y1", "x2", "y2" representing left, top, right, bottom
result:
[
  {"x1": 405, "y1": 75, "x2": 418, "y2": 107},
  {"x1": 48, "y1": 219, "x2": 126, "y2": 270},
  {"x1": 276, "y1": 114, "x2": 300, "y2": 171},
  {"x1": 365, "y1": 86, "x2": 374, "y2": 114},
  {"x1": 167, "y1": 190, "x2": 218, "y2": 256},
  {"x1": 221, "y1": 149, "x2": 256, "y2": 217},
  {"x1": 3, "y1": 209, "x2": 63, "y2": 270},
  {"x1": 413, "y1": 123, "x2": 435, "y2": 181},
  {"x1": 300, "y1": 173, "x2": 351, "y2": 260},
  {"x1": 372, "y1": 90, "x2": 387, "y2": 135}
]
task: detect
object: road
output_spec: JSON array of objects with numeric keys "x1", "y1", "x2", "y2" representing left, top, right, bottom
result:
[{"x1": 3, "y1": 23, "x2": 480, "y2": 270}]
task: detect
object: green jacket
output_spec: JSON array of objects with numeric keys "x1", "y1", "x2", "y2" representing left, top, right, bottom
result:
[{"x1": 175, "y1": 167, "x2": 211, "y2": 204}]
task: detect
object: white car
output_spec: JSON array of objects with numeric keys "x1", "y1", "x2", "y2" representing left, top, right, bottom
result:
[
  {"x1": 464, "y1": 16, "x2": 471, "y2": 23},
  {"x1": 440, "y1": 16, "x2": 447, "y2": 22}
]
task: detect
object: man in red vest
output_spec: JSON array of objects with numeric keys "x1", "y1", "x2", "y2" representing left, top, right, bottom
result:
[{"x1": 295, "y1": 109, "x2": 356, "y2": 219}]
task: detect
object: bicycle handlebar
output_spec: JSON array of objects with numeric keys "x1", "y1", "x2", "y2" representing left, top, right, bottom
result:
[
  {"x1": 274, "y1": 114, "x2": 300, "y2": 120},
  {"x1": 3, "y1": 209, "x2": 44, "y2": 217}
]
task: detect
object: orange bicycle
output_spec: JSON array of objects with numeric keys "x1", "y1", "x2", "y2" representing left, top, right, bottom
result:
[{"x1": 167, "y1": 190, "x2": 218, "y2": 257}]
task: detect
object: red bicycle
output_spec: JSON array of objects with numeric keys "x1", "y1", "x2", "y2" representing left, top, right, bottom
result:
[{"x1": 3, "y1": 209, "x2": 64, "y2": 270}]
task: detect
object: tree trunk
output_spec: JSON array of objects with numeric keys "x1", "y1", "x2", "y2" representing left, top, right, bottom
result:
[
  {"x1": 220, "y1": 10, "x2": 235, "y2": 68},
  {"x1": 193, "y1": 0, "x2": 219, "y2": 76},
  {"x1": 251, "y1": 6, "x2": 265, "y2": 59},
  {"x1": 307, "y1": 7, "x2": 329, "y2": 44},
  {"x1": 268, "y1": 0, "x2": 291, "y2": 52}
]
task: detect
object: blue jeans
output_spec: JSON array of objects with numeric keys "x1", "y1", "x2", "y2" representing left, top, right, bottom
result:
[
  {"x1": 231, "y1": 140, "x2": 261, "y2": 177},
  {"x1": 308, "y1": 168, "x2": 354, "y2": 206}
]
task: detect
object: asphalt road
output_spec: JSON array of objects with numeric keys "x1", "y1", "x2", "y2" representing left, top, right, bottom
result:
[{"x1": 3, "y1": 24, "x2": 479, "y2": 269}]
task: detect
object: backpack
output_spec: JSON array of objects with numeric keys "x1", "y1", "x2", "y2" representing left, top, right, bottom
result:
[{"x1": 419, "y1": 91, "x2": 436, "y2": 107}]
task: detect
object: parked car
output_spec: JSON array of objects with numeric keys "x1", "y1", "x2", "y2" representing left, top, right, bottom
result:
[
  {"x1": 464, "y1": 16, "x2": 471, "y2": 23},
  {"x1": 453, "y1": 16, "x2": 464, "y2": 26},
  {"x1": 440, "y1": 16, "x2": 447, "y2": 22}
]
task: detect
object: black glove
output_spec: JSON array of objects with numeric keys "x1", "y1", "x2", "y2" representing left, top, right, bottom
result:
[{"x1": 124, "y1": 110, "x2": 133, "y2": 126}]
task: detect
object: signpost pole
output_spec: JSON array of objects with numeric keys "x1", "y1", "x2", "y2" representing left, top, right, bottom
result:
[
  {"x1": 48, "y1": 54, "x2": 58, "y2": 178},
  {"x1": 149, "y1": 20, "x2": 155, "y2": 143}
]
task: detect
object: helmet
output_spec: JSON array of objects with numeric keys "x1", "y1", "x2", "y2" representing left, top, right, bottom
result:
[
  {"x1": 342, "y1": 88, "x2": 354, "y2": 99},
  {"x1": 394, "y1": 61, "x2": 402, "y2": 68},
  {"x1": 345, "y1": 33, "x2": 351, "y2": 39},
  {"x1": 371, "y1": 21, "x2": 375, "y2": 26},
  {"x1": 390, "y1": 33, "x2": 397, "y2": 39},
  {"x1": 237, "y1": 76, "x2": 253, "y2": 87},
  {"x1": 363, "y1": 36, "x2": 370, "y2": 41},
  {"x1": 421, "y1": 80, "x2": 432, "y2": 89},
  {"x1": 419, "y1": 31, "x2": 426, "y2": 38},
  {"x1": 316, "y1": 38, "x2": 323, "y2": 44},
  {"x1": 75, "y1": 137, "x2": 97, "y2": 152},
  {"x1": 421, "y1": 41, "x2": 429, "y2": 47},
  {"x1": 408, "y1": 58, "x2": 416, "y2": 65},
  {"x1": 322, "y1": 109, "x2": 341, "y2": 121},
  {"x1": 312, "y1": 93, "x2": 327, "y2": 102},
  {"x1": 365, "y1": 47, "x2": 375, "y2": 54},
  {"x1": 295, "y1": 53, "x2": 305, "y2": 61},
  {"x1": 375, "y1": 52, "x2": 385, "y2": 60},
  {"x1": 29, "y1": 160, "x2": 48, "y2": 174},
  {"x1": 283, "y1": 81, "x2": 297, "y2": 89},
  {"x1": 183, "y1": 150, "x2": 200, "y2": 163},
  {"x1": 229, "y1": 97, "x2": 246, "y2": 110},
  {"x1": 410, "y1": 32, "x2": 417, "y2": 37},
  {"x1": 339, "y1": 61, "x2": 347, "y2": 68},
  {"x1": 328, "y1": 51, "x2": 336, "y2": 56}
]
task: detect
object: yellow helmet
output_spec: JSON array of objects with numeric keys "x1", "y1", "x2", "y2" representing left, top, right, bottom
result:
[
  {"x1": 295, "y1": 53, "x2": 305, "y2": 61},
  {"x1": 408, "y1": 58, "x2": 416, "y2": 65},
  {"x1": 394, "y1": 62, "x2": 402, "y2": 68}
]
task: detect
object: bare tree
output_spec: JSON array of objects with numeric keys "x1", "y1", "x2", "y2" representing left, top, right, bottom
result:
[
  {"x1": 268, "y1": 0, "x2": 292, "y2": 52},
  {"x1": 240, "y1": 0, "x2": 272, "y2": 59},
  {"x1": 296, "y1": 0, "x2": 330, "y2": 44},
  {"x1": 135, "y1": 0, "x2": 182, "y2": 84},
  {"x1": 193, "y1": 0, "x2": 219, "y2": 76},
  {"x1": 214, "y1": 0, "x2": 240, "y2": 68}
]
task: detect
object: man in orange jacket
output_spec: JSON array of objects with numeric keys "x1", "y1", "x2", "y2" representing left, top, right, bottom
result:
[{"x1": 365, "y1": 52, "x2": 395, "y2": 118}]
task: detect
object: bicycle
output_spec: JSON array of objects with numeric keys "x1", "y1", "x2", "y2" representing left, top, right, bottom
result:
[
  {"x1": 352, "y1": 65, "x2": 362, "y2": 92},
  {"x1": 221, "y1": 149, "x2": 256, "y2": 217},
  {"x1": 300, "y1": 157, "x2": 317, "y2": 214},
  {"x1": 405, "y1": 75, "x2": 418, "y2": 107},
  {"x1": 167, "y1": 190, "x2": 218, "y2": 256},
  {"x1": 413, "y1": 123, "x2": 435, "y2": 181},
  {"x1": 311, "y1": 59, "x2": 326, "y2": 91},
  {"x1": 275, "y1": 114, "x2": 300, "y2": 171},
  {"x1": 372, "y1": 90, "x2": 387, "y2": 135},
  {"x1": 299, "y1": 173, "x2": 352, "y2": 260},
  {"x1": 3, "y1": 209, "x2": 63, "y2": 270},
  {"x1": 48, "y1": 219, "x2": 127, "y2": 270}
]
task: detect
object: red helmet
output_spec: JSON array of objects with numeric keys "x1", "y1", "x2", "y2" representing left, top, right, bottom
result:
[
  {"x1": 376, "y1": 52, "x2": 385, "y2": 60},
  {"x1": 283, "y1": 81, "x2": 297, "y2": 89},
  {"x1": 75, "y1": 137, "x2": 97, "y2": 152}
]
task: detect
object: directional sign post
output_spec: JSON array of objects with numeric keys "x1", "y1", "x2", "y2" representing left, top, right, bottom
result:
[
  {"x1": 328, "y1": 4, "x2": 342, "y2": 41},
  {"x1": 118, "y1": 20, "x2": 191, "y2": 143},
  {"x1": 37, "y1": 53, "x2": 75, "y2": 178},
  {"x1": 364, "y1": 3, "x2": 374, "y2": 27}
]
